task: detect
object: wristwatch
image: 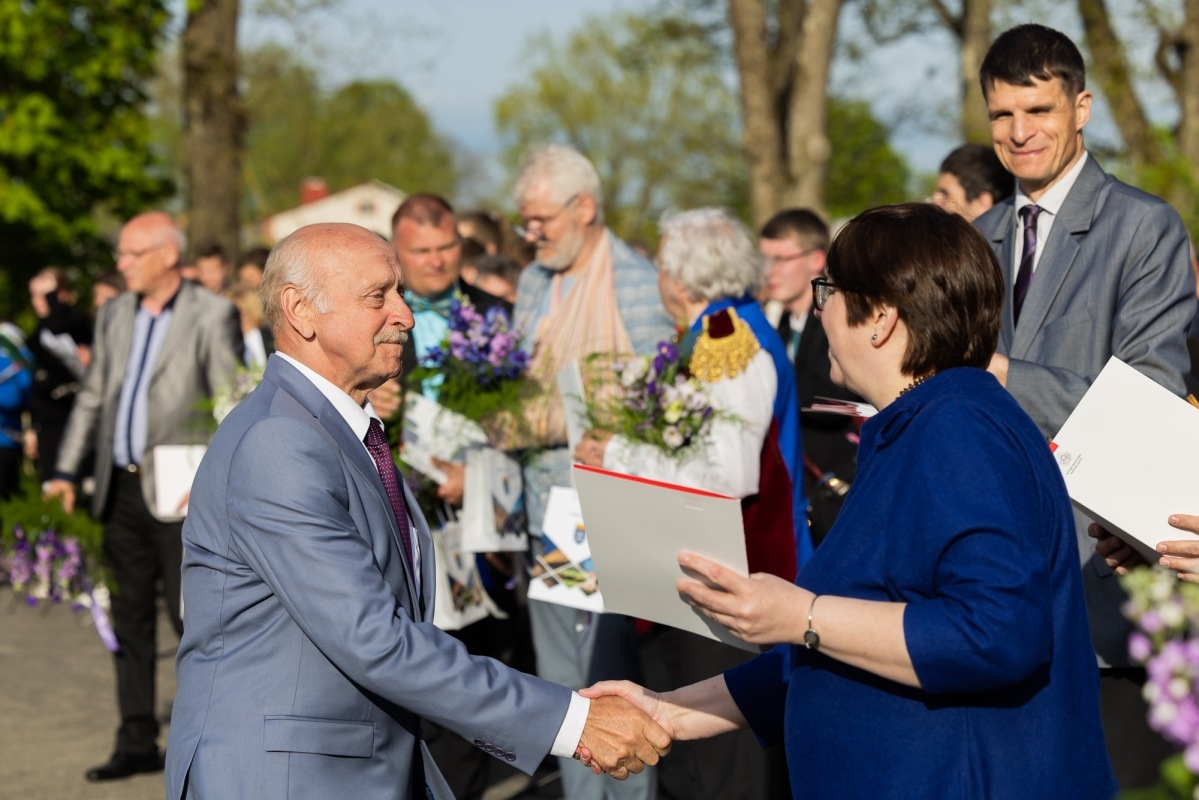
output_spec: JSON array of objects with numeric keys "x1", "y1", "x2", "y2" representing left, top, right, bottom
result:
[{"x1": 803, "y1": 595, "x2": 820, "y2": 650}]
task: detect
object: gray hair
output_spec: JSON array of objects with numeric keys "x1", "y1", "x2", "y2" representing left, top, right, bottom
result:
[
  {"x1": 657, "y1": 208, "x2": 764, "y2": 301},
  {"x1": 259, "y1": 233, "x2": 332, "y2": 332},
  {"x1": 513, "y1": 144, "x2": 604, "y2": 225}
]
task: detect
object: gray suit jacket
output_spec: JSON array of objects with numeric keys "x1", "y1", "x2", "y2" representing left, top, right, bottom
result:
[
  {"x1": 165, "y1": 356, "x2": 571, "y2": 800},
  {"x1": 974, "y1": 154, "x2": 1196, "y2": 666},
  {"x1": 55, "y1": 280, "x2": 243, "y2": 520}
]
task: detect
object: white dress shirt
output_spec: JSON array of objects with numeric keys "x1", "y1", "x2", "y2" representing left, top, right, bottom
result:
[{"x1": 1013, "y1": 151, "x2": 1090, "y2": 279}]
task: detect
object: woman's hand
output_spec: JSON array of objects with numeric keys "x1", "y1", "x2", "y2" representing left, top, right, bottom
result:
[
  {"x1": 573, "y1": 429, "x2": 613, "y2": 467},
  {"x1": 676, "y1": 552, "x2": 807, "y2": 646},
  {"x1": 1156, "y1": 514, "x2": 1199, "y2": 582}
]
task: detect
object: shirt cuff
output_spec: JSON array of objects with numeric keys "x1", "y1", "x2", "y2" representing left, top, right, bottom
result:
[{"x1": 549, "y1": 692, "x2": 591, "y2": 758}]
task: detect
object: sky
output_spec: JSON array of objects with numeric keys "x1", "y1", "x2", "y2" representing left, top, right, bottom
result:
[{"x1": 232, "y1": 0, "x2": 1148, "y2": 204}]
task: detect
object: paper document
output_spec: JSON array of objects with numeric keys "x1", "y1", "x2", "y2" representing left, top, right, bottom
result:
[
  {"x1": 556, "y1": 362, "x2": 589, "y2": 453},
  {"x1": 804, "y1": 396, "x2": 877, "y2": 418},
  {"x1": 1051, "y1": 357, "x2": 1199, "y2": 561},
  {"x1": 572, "y1": 464, "x2": 757, "y2": 651},
  {"x1": 152, "y1": 445, "x2": 207, "y2": 519}
]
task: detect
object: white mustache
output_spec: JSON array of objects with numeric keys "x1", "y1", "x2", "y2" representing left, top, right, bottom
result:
[{"x1": 374, "y1": 330, "x2": 408, "y2": 346}]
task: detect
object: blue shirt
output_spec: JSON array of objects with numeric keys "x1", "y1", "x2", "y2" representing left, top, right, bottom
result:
[{"x1": 113, "y1": 297, "x2": 177, "y2": 467}]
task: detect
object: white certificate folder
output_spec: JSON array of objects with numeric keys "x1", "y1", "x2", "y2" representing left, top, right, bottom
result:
[
  {"x1": 571, "y1": 464, "x2": 757, "y2": 651},
  {"x1": 1051, "y1": 356, "x2": 1199, "y2": 560}
]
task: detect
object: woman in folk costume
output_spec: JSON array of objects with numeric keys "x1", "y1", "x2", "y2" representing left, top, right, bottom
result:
[
  {"x1": 575, "y1": 207, "x2": 810, "y2": 577},
  {"x1": 574, "y1": 208, "x2": 806, "y2": 800}
]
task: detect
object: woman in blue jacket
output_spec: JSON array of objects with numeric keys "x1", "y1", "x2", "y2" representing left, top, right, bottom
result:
[{"x1": 583, "y1": 203, "x2": 1116, "y2": 799}]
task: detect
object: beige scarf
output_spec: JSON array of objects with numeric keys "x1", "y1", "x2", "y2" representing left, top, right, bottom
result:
[{"x1": 521, "y1": 233, "x2": 633, "y2": 447}]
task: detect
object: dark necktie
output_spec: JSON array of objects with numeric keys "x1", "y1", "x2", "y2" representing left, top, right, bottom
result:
[
  {"x1": 364, "y1": 418, "x2": 414, "y2": 572},
  {"x1": 1013, "y1": 204, "x2": 1042, "y2": 326}
]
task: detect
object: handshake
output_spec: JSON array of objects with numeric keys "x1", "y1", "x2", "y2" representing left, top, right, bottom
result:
[{"x1": 572, "y1": 682, "x2": 675, "y2": 780}]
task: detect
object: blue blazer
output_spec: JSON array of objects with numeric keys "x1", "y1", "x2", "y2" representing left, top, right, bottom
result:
[{"x1": 166, "y1": 356, "x2": 571, "y2": 800}]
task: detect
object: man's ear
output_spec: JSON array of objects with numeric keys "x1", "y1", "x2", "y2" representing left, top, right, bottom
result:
[
  {"x1": 575, "y1": 193, "x2": 599, "y2": 227},
  {"x1": 280, "y1": 285, "x2": 315, "y2": 339}
]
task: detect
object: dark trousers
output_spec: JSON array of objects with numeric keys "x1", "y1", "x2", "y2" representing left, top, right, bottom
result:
[
  {"x1": 1101, "y1": 668, "x2": 1177, "y2": 790},
  {"x1": 0, "y1": 446, "x2": 21, "y2": 500},
  {"x1": 639, "y1": 626, "x2": 790, "y2": 800},
  {"x1": 104, "y1": 469, "x2": 184, "y2": 756}
]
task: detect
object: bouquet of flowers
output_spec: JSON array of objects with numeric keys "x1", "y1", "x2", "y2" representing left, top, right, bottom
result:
[
  {"x1": 1121, "y1": 566, "x2": 1199, "y2": 794},
  {"x1": 586, "y1": 341, "x2": 715, "y2": 457},
  {"x1": 0, "y1": 487, "x2": 117, "y2": 651},
  {"x1": 409, "y1": 299, "x2": 531, "y2": 438}
]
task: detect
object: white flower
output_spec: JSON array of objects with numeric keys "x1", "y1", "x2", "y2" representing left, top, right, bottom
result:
[
  {"x1": 663, "y1": 425, "x2": 684, "y2": 449},
  {"x1": 663, "y1": 401, "x2": 684, "y2": 425},
  {"x1": 621, "y1": 357, "x2": 649, "y2": 387}
]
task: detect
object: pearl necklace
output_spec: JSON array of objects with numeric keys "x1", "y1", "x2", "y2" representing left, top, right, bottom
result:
[{"x1": 898, "y1": 373, "x2": 934, "y2": 396}]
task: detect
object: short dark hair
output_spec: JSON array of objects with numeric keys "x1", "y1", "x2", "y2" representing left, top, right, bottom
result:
[
  {"x1": 390, "y1": 193, "x2": 455, "y2": 232},
  {"x1": 759, "y1": 208, "x2": 830, "y2": 253},
  {"x1": 980, "y1": 24, "x2": 1086, "y2": 100},
  {"x1": 196, "y1": 242, "x2": 227, "y2": 262},
  {"x1": 459, "y1": 236, "x2": 486, "y2": 268},
  {"x1": 473, "y1": 254, "x2": 522, "y2": 287},
  {"x1": 239, "y1": 245, "x2": 270, "y2": 270},
  {"x1": 939, "y1": 144, "x2": 1014, "y2": 203},
  {"x1": 458, "y1": 210, "x2": 503, "y2": 252},
  {"x1": 827, "y1": 203, "x2": 1004, "y2": 377}
]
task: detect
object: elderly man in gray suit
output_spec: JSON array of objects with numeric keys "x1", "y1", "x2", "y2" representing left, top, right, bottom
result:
[
  {"x1": 973, "y1": 24, "x2": 1196, "y2": 788},
  {"x1": 164, "y1": 223, "x2": 669, "y2": 800},
  {"x1": 46, "y1": 211, "x2": 244, "y2": 781}
]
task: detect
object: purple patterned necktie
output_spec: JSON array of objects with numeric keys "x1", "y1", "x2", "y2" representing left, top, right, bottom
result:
[
  {"x1": 364, "y1": 418, "x2": 414, "y2": 571},
  {"x1": 1013, "y1": 204, "x2": 1042, "y2": 326}
]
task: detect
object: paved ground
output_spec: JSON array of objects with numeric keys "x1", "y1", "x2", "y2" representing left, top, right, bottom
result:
[{"x1": 0, "y1": 597, "x2": 562, "y2": 800}]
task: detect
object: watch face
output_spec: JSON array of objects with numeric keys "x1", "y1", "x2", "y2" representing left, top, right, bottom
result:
[{"x1": 803, "y1": 629, "x2": 820, "y2": 650}]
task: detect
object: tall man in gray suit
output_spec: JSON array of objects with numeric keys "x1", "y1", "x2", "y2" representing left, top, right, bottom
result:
[
  {"x1": 973, "y1": 24, "x2": 1196, "y2": 788},
  {"x1": 164, "y1": 223, "x2": 669, "y2": 800},
  {"x1": 46, "y1": 211, "x2": 244, "y2": 781}
]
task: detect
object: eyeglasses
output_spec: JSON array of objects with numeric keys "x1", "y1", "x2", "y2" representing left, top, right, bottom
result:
[
  {"x1": 763, "y1": 249, "x2": 816, "y2": 268},
  {"x1": 518, "y1": 193, "x2": 580, "y2": 239},
  {"x1": 811, "y1": 277, "x2": 849, "y2": 311},
  {"x1": 114, "y1": 242, "x2": 167, "y2": 262}
]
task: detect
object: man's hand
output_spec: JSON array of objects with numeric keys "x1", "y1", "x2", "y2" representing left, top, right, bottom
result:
[
  {"x1": 986, "y1": 352, "x2": 1009, "y2": 387},
  {"x1": 44, "y1": 478, "x2": 76, "y2": 514},
  {"x1": 575, "y1": 694, "x2": 671, "y2": 780},
  {"x1": 1088, "y1": 523, "x2": 1146, "y2": 575},
  {"x1": 676, "y1": 551, "x2": 805, "y2": 645},
  {"x1": 1156, "y1": 514, "x2": 1199, "y2": 582},
  {"x1": 573, "y1": 430, "x2": 613, "y2": 468},
  {"x1": 431, "y1": 457, "x2": 465, "y2": 506}
]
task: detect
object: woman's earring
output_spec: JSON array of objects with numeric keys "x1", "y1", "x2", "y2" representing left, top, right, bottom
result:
[{"x1": 871, "y1": 333, "x2": 878, "y2": 341}]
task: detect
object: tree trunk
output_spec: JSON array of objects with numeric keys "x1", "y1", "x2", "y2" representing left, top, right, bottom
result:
[
  {"x1": 783, "y1": 0, "x2": 842, "y2": 213},
  {"x1": 729, "y1": 0, "x2": 786, "y2": 225},
  {"x1": 1076, "y1": 0, "x2": 1162, "y2": 170},
  {"x1": 959, "y1": 0, "x2": 991, "y2": 144},
  {"x1": 182, "y1": 0, "x2": 243, "y2": 264},
  {"x1": 1179, "y1": 0, "x2": 1199, "y2": 180}
]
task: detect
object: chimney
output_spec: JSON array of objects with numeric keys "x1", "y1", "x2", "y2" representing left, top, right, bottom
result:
[{"x1": 300, "y1": 177, "x2": 329, "y2": 205}]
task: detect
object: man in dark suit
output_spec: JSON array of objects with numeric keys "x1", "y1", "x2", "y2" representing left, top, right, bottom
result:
[
  {"x1": 759, "y1": 209, "x2": 860, "y2": 547},
  {"x1": 164, "y1": 222, "x2": 669, "y2": 800},
  {"x1": 973, "y1": 24, "x2": 1196, "y2": 788},
  {"x1": 45, "y1": 211, "x2": 244, "y2": 781}
]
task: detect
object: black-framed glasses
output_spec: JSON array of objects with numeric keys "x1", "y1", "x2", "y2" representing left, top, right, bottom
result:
[
  {"x1": 811, "y1": 277, "x2": 845, "y2": 312},
  {"x1": 518, "y1": 193, "x2": 581, "y2": 238}
]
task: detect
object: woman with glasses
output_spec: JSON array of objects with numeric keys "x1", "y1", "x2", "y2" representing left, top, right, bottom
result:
[{"x1": 582, "y1": 203, "x2": 1116, "y2": 798}]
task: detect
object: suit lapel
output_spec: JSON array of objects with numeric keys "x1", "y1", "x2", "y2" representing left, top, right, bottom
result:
[
  {"x1": 988, "y1": 203, "x2": 1018, "y2": 353},
  {"x1": 1011, "y1": 157, "x2": 1107, "y2": 358},
  {"x1": 266, "y1": 358, "x2": 422, "y2": 612}
]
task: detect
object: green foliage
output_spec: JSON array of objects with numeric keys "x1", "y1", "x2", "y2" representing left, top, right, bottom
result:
[
  {"x1": 240, "y1": 45, "x2": 459, "y2": 219},
  {"x1": 495, "y1": 11, "x2": 748, "y2": 245},
  {"x1": 0, "y1": 0, "x2": 173, "y2": 316},
  {"x1": 1125, "y1": 127, "x2": 1199, "y2": 245},
  {"x1": 0, "y1": 476, "x2": 106, "y2": 583},
  {"x1": 825, "y1": 99, "x2": 912, "y2": 219}
]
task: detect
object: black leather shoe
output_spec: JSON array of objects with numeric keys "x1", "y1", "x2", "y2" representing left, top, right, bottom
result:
[{"x1": 85, "y1": 752, "x2": 165, "y2": 782}]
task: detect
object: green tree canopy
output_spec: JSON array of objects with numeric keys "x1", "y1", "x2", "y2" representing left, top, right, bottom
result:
[
  {"x1": 495, "y1": 11, "x2": 748, "y2": 244},
  {"x1": 241, "y1": 45, "x2": 458, "y2": 219},
  {"x1": 0, "y1": 0, "x2": 172, "y2": 314},
  {"x1": 825, "y1": 99, "x2": 911, "y2": 219}
]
